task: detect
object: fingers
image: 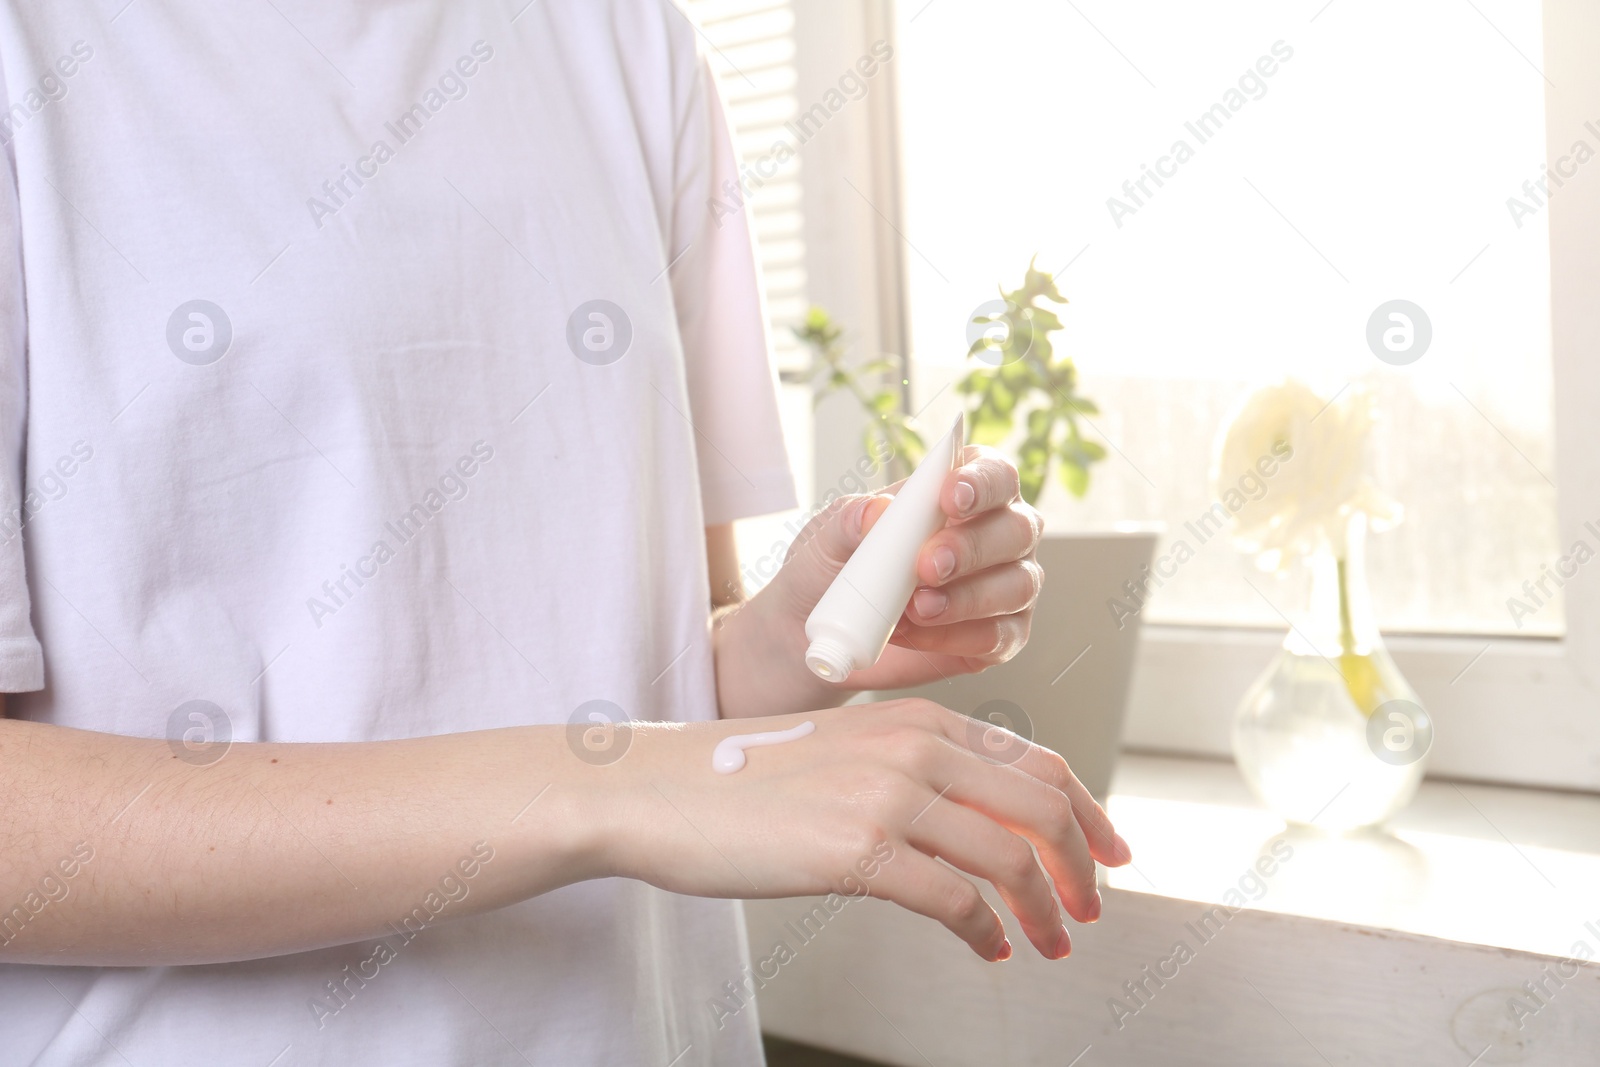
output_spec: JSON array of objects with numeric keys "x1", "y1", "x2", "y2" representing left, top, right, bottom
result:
[
  {"x1": 942, "y1": 756, "x2": 1102, "y2": 926},
  {"x1": 906, "y1": 794, "x2": 1072, "y2": 959},
  {"x1": 772, "y1": 493, "x2": 891, "y2": 613},
  {"x1": 890, "y1": 613, "x2": 1030, "y2": 666},
  {"x1": 962, "y1": 728, "x2": 1129, "y2": 868},
  {"x1": 869, "y1": 848, "x2": 1011, "y2": 962},
  {"x1": 908, "y1": 558, "x2": 1043, "y2": 626},
  {"x1": 905, "y1": 732, "x2": 1101, "y2": 926},
  {"x1": 943, "y1": 446, "x2": 1022, "y2": 520},
  {"x1": 902, "y1": 699, "x2": 1131, "y2": 868},
  {"x1": 918, "y1": 503, "x2": 1041, "y2": 588},
  {"x1": 1003, "y1": 744, "x2": 1129, "y2": 868}
]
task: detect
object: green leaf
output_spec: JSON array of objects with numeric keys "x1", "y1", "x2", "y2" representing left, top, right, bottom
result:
[
  {"x1": 1059, "y1": 459, "x2": 1090, "y2": 498},
  {"x1": 969, "y1": 402, "x2": 1012, "y2": 446},
  {"x1": 1029, "y1": 308, "x2": 1063, "y2": 332},
  {"x1": 995, "y1": 375, "x2": 1020, "y2": 408},
  {"x1": 1019, "y1": 466, "x2": 1045, "y2": 506}
]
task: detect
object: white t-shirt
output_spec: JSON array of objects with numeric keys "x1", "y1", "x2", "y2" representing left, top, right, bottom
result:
[{"x1": 0, "y1": 2, "x2": 796, "y2": 1064}]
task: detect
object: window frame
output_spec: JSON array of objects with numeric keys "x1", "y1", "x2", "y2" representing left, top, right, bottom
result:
[{"x1": 795, "y1": 0, "x2": 1600, "y2": 791}]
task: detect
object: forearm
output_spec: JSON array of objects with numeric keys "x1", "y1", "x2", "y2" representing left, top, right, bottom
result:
[{"x1": 0, "y1": 716, "x2": 605, "y2": 967}]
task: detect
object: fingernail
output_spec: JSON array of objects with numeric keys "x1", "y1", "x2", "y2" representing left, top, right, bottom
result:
[
  {"x1": 1053, "y1": 928, "x2": 1072, "y2": 959},
  {"x1": 1087, "y1": 893, "x2": 1103, "y2": 923},
  {"x1": 995, "y1": 938, "x2": 1012, "y2": 962},
  {"x1": 953, "y1": 479, "x2": 976, "y2": 515},
  {"x1": 913, "y1": 588, "x2": 948, "y2": 619},
  {"x1": 932, "y1": 547, "x2": 957, "y2": 582},
  {"x1": 1113, "y1": 832, "x2": 1133, "y2": 863}
]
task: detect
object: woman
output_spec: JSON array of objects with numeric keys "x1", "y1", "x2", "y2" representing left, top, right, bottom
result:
[{"x1": 0, "y1": 2, "x2": 1127, "y2": 1063}]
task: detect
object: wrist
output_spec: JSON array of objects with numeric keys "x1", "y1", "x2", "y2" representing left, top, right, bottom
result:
[
  {"x1": 714, "y1": 586, "x2": 850, "y2": 718},
  {"x1": 504, "y1": 726, "x2": 630, "y2": 887}
]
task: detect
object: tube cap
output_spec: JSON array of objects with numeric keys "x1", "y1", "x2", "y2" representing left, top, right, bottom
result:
[{"x1": 805, "y1": 638, "x2": 854, "y2": 682}]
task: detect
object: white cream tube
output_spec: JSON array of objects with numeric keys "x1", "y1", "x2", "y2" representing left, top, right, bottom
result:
[{"x1": 804, "y1": 412, "x2": 965, "y2": 682}]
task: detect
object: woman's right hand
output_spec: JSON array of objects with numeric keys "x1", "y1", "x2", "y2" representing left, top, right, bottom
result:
[{"x1": 586, "y1": 698, "x2": 1132, "y2": 962}]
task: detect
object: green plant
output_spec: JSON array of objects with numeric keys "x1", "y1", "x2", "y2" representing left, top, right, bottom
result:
[
  {"x1": 958, "y1": 260, "x2": 1105, "y2": 504},
  {"x1": 794, "y1": 307, "x2": 925, "y2": 480}
]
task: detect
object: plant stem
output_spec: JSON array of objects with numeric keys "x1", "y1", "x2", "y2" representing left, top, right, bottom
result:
[{"x1": 1336, "y1": 555, "x2": 1356, "y2": 657}]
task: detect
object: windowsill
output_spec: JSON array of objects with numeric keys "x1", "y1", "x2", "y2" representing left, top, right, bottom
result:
[
  {"x1": 748, "y1": 751, "x2": 1600, "y2": 1064},
  {"x1": 1106, "y1": 753, "x2": 1600, "y2": 960}
]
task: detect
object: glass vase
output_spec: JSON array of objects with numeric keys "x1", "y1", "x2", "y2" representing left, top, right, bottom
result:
[{"x1": 1232, "y1": 514, "x2": 1432, "y2": 832}]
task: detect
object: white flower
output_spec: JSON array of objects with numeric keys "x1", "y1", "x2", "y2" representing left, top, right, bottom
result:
[{"x1": 1212, "y1": 380, "x2": 1399, "y2": 568}]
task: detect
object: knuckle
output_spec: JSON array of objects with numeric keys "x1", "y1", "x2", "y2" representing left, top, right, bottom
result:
[
  {"x1": 1004, "y1": 461, "x2": 1023, "y2": 493},
  {"x1": 999, "y1": 837, "x2": 1038, "y2": 882},
  {"x1": 998, "y1": 614, "x2": 1024, "y2": 655},
  {"x1": 983, "y1": 618, "x2": 1013, "y2": 659},
  {"x1": 1014, "y1": 504, "x2": 1044, "y2": 545},
  {"x1": 900, "y1": 697, "x2": 946, "y2": 725},
  {"x1": 1019, "y1": 558, "x2": 1045, "y2": 600},
  {"x1": 946, "y1": 880, "x2": 986, "y2": 923},
  {"x1": 1046, "y1": 796, "x2": 1078, "y2": 846},
  {"x1": 847, "y1": 824, "x2": 893, "y2": 864},
  {"x1": 787, "y1": 494, "x2": 862, "y2": 563},
  {"x1": 1032, "y1": 747, "x2": 1071, "y2": 793},
  {"x1": 950, "y1": 525, "x2": 980, "y2": 570},
  {"x1": 884, "y1": 727, "x2": 941, "y2": 776}
]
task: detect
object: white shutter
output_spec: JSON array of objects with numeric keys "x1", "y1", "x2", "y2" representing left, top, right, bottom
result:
[{"x1": 684, "y1": 0, "x2": 809, "y2": 374}]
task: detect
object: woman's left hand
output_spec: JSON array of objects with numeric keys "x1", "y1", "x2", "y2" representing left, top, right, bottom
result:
[{"x1": 716, "y1": 445, "x2": 1044, "y2": 718}]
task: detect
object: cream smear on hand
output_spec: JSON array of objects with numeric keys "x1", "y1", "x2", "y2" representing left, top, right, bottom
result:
[{"x1": 711, "y1": 720, "x2": 816, "y2": 774}]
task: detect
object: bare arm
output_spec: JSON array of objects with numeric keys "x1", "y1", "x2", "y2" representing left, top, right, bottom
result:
[
  {"x1": 705, "y1": 522, "x2": 743, "y2": 608},
  {"x1": 0, "y1": 695, "x2": 1129, "y2": 970},
  {"x1": 0, "y1": 702, "x2": 603, "y2": 967},
  {"x1": 1, "y1": 488, "x2": 1111, "y2": 971}
]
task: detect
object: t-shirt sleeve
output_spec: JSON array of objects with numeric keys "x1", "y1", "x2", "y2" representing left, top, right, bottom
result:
[
  {"x1": 666, "y1": 47, "x2": 799, "y2": 526},
  {"x1": 0, "y1": 150, "x2": 43, "y2": 692}
]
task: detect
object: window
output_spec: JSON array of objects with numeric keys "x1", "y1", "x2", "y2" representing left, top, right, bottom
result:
[
  {"x1": 877, "y1": 0, "x2": 1600, "y2": 789},
  {"x1": 896, "y1": 0, "x2": 1557, "y2": 638},
  {"x1": 770, "y1": 0, "x2": 1600, "y2": 790}
]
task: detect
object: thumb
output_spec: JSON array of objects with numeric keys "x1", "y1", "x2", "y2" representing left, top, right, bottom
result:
[{"x1": 773, "y1": 493, "x2": 894, "y2": 615}]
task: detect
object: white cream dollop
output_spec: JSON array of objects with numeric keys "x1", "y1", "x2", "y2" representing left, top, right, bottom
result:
[{"x1": 711, "y1": 721, "x2": 816, "y2": 774}]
